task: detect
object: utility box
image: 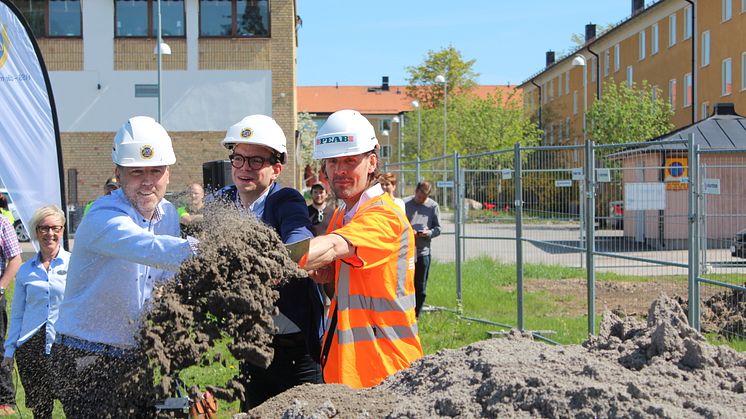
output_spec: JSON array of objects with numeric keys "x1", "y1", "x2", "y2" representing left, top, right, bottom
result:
[{"x1": 202, "y1": 160, "x2": 233, "y2": 193}]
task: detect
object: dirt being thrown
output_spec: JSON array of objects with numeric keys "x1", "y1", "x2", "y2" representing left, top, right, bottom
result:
[
  {"x1": 133, "y1": 202, "x2": 306, "y2": 403},
  {"x1": 247, "y1": 294, "x2": 746, "y2": 418}
]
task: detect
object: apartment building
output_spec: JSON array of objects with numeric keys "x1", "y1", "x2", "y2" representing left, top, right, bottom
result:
[
  {"x1": 519, "y1": 0, "x2": 746, "y2": 159},
  {"x1": 11, "y1": 0, "x2": 299, "y2": 205}
]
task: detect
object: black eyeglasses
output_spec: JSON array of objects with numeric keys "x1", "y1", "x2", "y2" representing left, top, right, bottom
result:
[
  {"x1": 36, "y1": 225, "x2": 63, "y2": 233},
  {"x1": 229, "y1": 153, "x2": 273, "y2": 170}
]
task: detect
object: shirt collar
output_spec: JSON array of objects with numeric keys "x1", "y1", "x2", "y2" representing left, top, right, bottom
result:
[
  {"x1": 237, "y1": 182, "x2": 274, "y2": 218},
  {"x1": 343, "y1": 183, "x2": 384, "y2": 225}
]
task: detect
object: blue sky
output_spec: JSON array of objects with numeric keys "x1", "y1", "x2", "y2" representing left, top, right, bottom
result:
[{"x1": 297, "y1": 1, "x2": 632, "y2": 87}]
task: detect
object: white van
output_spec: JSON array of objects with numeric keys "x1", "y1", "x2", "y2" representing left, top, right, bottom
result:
[{"x1": 0, "y1": 188, "x2": 30, "y2": 242}]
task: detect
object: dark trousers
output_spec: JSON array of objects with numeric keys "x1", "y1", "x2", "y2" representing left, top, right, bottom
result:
[
  {"x1": 240, "y1": 333, "x2": 321, "y2": 411},
  {"x1": 50, "y1": 337, "x2": 153, "y2": 418},
  {"x1": 0, "y1": 296, "x2": 14, "y2": 405},
  {"x1": 414, "y1": 254, "x2": 432, "y2": 317},
  {"x1": 16, "y1": 330, "x2": 54, "y2": 418}
]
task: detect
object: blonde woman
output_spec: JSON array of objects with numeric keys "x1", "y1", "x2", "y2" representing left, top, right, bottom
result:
[
  {"x1": 377, "y1": 172, "x2": 406, "y2": 213},
  {"x1": 2, "y1": 205, "x2": 69, "y2": 418}
]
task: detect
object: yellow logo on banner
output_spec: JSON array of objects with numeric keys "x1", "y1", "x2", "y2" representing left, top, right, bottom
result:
[
  {"x1": 664, "y1": 157, "x2": 688, "y2": 190},
  {"x1": 0, "y1": 25, "x2": 10, "y2": 69}
]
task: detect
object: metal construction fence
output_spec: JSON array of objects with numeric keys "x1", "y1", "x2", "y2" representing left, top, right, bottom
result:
[{"x1": 384, "y1": 134, "x2": 746, "y2": 343}]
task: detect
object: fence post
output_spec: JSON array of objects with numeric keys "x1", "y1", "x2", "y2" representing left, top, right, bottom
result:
[
  {"x1": 514, "y1": 143, "x2": 524, "y2": 331},
  {"x1": 687, "y1": 133, "x2": 701, "y2": 330},
  {"x1": 585, "y1": 139, "x2": 596, "y2": 336},
  {"x1": 416, "y1": 156, "x2": 421, "y2": 183},
  {"x1": 454, "y1": 152, "x2": 463, "y2": 315}
]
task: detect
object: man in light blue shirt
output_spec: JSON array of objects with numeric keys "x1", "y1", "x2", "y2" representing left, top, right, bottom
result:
[{"x1": 52, "y1": 116, "x2": 196, "y2": 417}]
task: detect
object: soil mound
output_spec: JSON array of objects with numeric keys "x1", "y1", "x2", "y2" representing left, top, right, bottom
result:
[
  {"x1": 246, "y1": 294, "x2": 746, "y2": 418},
  {"x1": 134, "y1": 202, "x2": 305, "y2": 402}
]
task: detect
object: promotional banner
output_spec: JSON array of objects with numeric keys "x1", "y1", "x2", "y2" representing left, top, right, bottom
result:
[{"x1": 0, "y1": 0, "x2": 65, "y2": 249}]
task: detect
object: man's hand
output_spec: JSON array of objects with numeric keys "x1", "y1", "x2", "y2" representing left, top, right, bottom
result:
[{"x1": 308, "y1": 265, "x2": 334, "y2": 284}]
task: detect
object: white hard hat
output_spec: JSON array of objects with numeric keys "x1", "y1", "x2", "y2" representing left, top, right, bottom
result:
[
  {"x1": 112, "y1": 116, "x2": 176, "y2": 167},
  {"x1": 221, "y1": 114, "x2": 287, "y2": 164},
  {"x1": 313, "y1": 109, "x2": 379, "y2": 160}
]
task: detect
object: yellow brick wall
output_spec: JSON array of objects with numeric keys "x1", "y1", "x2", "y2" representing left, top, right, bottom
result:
[
  {"x1": 115, "y1": 38, "x2": 187, "y2": 70},
  {"x1": 37, "y1": 38, "x2": 83, "y2": 71},
  {"x1": 198, "y1": 38, "x2": 271, "y2": 70}
]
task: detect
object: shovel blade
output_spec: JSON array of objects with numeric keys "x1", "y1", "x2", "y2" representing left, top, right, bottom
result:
[{"x1": 286, "y1": 238, "x2": 310, "y2": 263}]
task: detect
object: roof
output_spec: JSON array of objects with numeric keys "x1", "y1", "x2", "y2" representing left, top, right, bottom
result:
[
  {"x1": 297, "y1": 85, "x2": 518, "y2": 115},
  {"x1": 610, "y1": 105, "x2": 746, "y2": 158}
]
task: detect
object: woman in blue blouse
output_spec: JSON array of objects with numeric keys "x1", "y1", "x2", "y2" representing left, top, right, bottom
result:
[{"x1": 2, "y1": 205, "x2": 69, "y2": 418}]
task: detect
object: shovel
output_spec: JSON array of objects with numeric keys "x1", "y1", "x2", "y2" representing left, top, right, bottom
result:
[{"x1": 286, "y1": 237, "x2": 311, "y2": 263}]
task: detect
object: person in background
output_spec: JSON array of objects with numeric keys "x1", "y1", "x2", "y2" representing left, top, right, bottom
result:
[
  {"x1": 405, "y1": 180, "x2": 442, "y2": 317},
  {"x1": 213, "y1": 114, "x2": 323, "y2": 410},
  {"x1": 52, "y1": 116, "x2": 197, "y2": 417},
  {"x1": 377, "y1": 172, "x2": 406, "y2": 213},
  {"x1": 83, "y1": 176, "x2": 119, "y2": 216},
  {"x1": 178, "y1": 183, "x2": 205, "y2": 235},
  {"x1": 307, "y1": 183, "x2": 335, "y2": 237},
  {"x1": 0, "y1": 195, "x2": 13, "y2": 225},
  {"x1": 299, "y1": 109, "x2": 423, "y2": 388},
  {"x1": 0, "y1": 211, "x2": 21, "y2": 415},
  {"x1": 2, "y1": 205, "x2": 69, "y2": 418}
]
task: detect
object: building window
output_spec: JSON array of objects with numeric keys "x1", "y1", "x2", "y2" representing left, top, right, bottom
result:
[
  {"x1": 684, "y1": 6, "x2": 692, "y2": 39},
  {"x1": 651, "y1": 85, "x2": 658, "y2": 103},
  {"x1": 742, "y1": 0, "x2": 746, "y2": 12},
  {"x1": 639, "y1": 30, "x2": 646, "y2": 60},
  {"x1": 14, "y1": 0, "x2": 82, "y2": 37},
  {"x1": 200, "y1": 0, "x2": 270, "y2": 37},
  {"x1": 556, "y1": 75, "x2": 562, "y2": 96},
  {"x1": 380, "y1": 119, "x2": 392, "y2": 132},
  {"x1": 565, "y1": 117, "x2": 570, "y2": 140},
  {"x1": 603, "y1": 49, "x2": 610, "y2": 77},
  {"x1": 669, "y1": 13, "x2": 677, "y2": 47},
  {"x1": 573, "y1": 91, "x2": 578, "y2": 115},
  {"x1": 549, "y1": 79, "x2": 554, "y2": 99},
  {"x1": 614, "y1": 44, "x2": 620, "y2": 72},
  {"x1": 651, "y1": 23, "x2": 659, "y2": 54},
  {"x1": 590, "y1": 57, "x2": 597, "y2": 82},
  {"x1": 701, "y1": 31, "x2": 710, "y2": 66},
  {"x1": 548, "y1": 124, "x2": 554, "y2": 145},
  {"x1": 626, "y1": 65, "x2": 633, "y2": 87},
  {"x1": 684, "y1": 73, "x2": 692, "y2": 107},
  {"x1": 722, "y1": 58, "x2": 732, "y2": 95},
  {"x1": 742, "y1": 52, "x2": 746, "y2": 91},
  {"x1": 669, "y1": 78, "x2": 677, "y2": 110},
  {"x1": 701, "y1": 102, "x2": 710, "y2": 120},
  {"x1": 565, "y1": 71, "x2": 569, "y2": 94},
  {"x1": 381, "y1": 145, "x2": 392, "y2": 159},
  {"x1": 115, "y1": 0, "x2": 185, "y2": 37},
  {"x1": 723, "y1": 0, "x2": 733, "y2": 21}
]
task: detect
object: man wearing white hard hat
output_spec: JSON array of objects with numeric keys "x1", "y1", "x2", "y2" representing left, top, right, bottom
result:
[
  {"x1": 297, "y1": 109, "x2": 423, "y2": 388},
  {"x1": 52, "y1": 116, "x2": 197, "y2": 416},
  {"x1": 212, "y1": 114, "x2": 323, "y2": 409}
]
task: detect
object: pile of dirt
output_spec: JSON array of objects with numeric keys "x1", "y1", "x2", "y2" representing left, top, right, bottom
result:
[
  {"x1": 132, "y1": 202, "x2": 306, "y2": 403},
  {"x1": 699, "y1": 285, "x2": 746, "y2": 338},
  {"x1": 246, "y1": 294, "x2": 746, "y2": 418}
]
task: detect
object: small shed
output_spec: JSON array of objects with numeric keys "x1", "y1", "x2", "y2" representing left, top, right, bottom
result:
[{"x1": 615, "y1": 103, "x2": 746, "y2": 249}]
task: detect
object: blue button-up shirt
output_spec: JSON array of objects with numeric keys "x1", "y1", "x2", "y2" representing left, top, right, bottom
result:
[
  {"x1": 55, "y1": 189, "x2": 195, "y2": 349},
  {"x1": 4, "y1": 248, "x2": 70, "y2": 357}
]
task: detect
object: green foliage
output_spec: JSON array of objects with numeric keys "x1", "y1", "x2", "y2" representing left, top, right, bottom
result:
[
  {"x1": 296, "y1": 112, "x2": 317, "y2": 169},
  {"x1": 404, "y1": 46, "x2": 478, "y2": 108},
  {"x1": 587, "y1": 80, "x2": 674, "y2": 144}
]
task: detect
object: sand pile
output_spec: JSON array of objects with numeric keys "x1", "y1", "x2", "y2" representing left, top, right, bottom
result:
[
  {"x1": 246, "y1": 294, "x2": 746, "y2": 418},
  {"x1": 134, "y1": 203, "x2": 305, "y2": 403}
]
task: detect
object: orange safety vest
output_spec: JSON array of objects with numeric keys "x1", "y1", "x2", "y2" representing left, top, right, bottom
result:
[{"x1": 321, "y1": 192, "x2": 423, "y2": 388}]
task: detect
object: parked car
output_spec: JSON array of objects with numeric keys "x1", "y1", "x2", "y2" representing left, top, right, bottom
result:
[
  {"x1": 603, "y1": 200, "x2": 624, "y2": 229},
  {"x1": 0, "y1": 188, "x2": 30, "y2": 242},
  {"x1": 731, "y1": 228, "x2": 746, "y2": 258}
]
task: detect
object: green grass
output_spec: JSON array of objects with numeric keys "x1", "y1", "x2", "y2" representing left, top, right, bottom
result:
[{"x1": 5, "y1": 256, "x2": 744, "y2": 417}]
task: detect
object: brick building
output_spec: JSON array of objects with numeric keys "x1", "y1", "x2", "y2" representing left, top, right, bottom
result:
[
  {"x1": 14, "y1": 0, "x2": 299, "y2": 208},
  {"x1": 519, "y1": 0, "x2": 746, "y2": 159}
]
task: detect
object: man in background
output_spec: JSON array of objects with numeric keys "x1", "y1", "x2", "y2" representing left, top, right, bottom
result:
[
  {"x1": 405, "y1": 180, "x2": 441, "y2": 317},
  {"x1": 307, "y1": 183, "x2": 334, "y2": 237},
  {"x1": 83, "y1": 176, "x2": 119, "y2": 216}
]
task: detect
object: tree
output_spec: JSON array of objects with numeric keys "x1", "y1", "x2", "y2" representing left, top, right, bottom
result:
[
  {"x1": 296, "y1": 111, "x2": 317, "y2": 168},
  {"x1": 587, "y1": 80, "x2": 673, "y2": 144},
  {"x1": 405, "y1": 46, "x2": 479, "y2": 108}
]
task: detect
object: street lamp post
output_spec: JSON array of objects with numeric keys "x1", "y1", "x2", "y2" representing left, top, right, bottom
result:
[
  {"x1": 392, "y1": 116, "x2": 401, "y2": 163},
  {"x1": 572, "y1": 55, "x2": 587, "y2": 142},
  {"x1": 382, "y1": 129, "x2": 390, "y2": 161},
  {"x1": 155, "y1": 0, "x2": 171, "y2": 123},
  {"x1": 435, "y1": 74, "x2": 448, "y2": 208},
  {"x1": 411, "y1": 100, "x2": 421, "y2": 181}
]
